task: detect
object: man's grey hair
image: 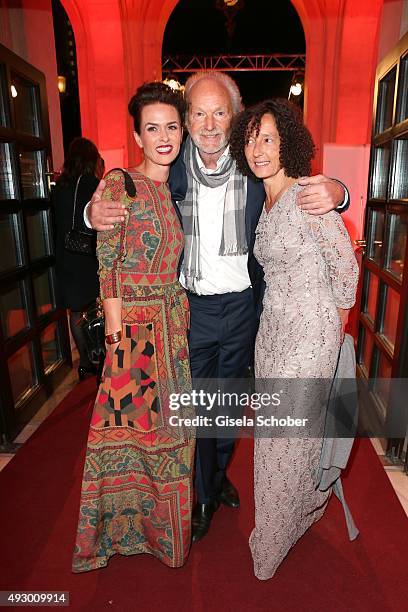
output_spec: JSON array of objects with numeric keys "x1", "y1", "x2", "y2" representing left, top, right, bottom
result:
[{"x1": 184, "y1": 71, "x2": 243, "y2": 116}]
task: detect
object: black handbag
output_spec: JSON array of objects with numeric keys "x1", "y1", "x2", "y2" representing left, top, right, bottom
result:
[
  {"x1": 64, "y1": 175, "x2": 96, "y2": 255},
  {"x1": 78, "y1": 298, "x2": 106, "y2": 365}
]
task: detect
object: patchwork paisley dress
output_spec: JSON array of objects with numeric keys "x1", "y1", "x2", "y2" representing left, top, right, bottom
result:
[{"x1": 72, "y1": 169, "x2": 195, "y2": 572}]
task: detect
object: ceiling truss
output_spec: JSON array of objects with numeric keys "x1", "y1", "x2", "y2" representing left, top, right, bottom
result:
[{"x1": 162, "y1": 54, "x2": 306, "y2": 73}]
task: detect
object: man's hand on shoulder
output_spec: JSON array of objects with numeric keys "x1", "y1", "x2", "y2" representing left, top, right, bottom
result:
[
  {"x1": 87, "y1": 179, "x2": 127, "y2": 231},
  {"x1": 297, "y1": 174, "x2": 345, "y2": 216}
]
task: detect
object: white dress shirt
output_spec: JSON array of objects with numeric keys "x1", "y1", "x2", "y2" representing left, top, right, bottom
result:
[{"x1": 178, "y1": 147, "x2": 251, "y2": 295}]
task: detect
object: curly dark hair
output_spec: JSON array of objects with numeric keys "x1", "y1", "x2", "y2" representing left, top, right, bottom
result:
[
  {"x1": 230, "y1": 98, "x2": 315, "y2": 179},
  {"x1": 128, "y1": 81, "x2": 186, "y2": 133},
  {"x1": 58, "y1": 137, "x2": 101, "y2": 185}
]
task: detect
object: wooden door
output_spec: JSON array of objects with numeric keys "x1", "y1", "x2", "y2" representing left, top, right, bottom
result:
[
  {"x1": 356, "y1": 33, "x2": 408, "y2": 465},
  {"x1": 0, "y1": 44, "x2": 71, "y2": 446}
]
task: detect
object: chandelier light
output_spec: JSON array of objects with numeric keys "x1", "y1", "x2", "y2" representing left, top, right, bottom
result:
[
  {"x1": 57, "y1": 75, "x2": 66, "y2": 94},
  {"x1": 290, "y1": 82, "x2": 303, "y2": 96},
  {"x1": 163, "y1": 77, "x2": 184, "y2": 92}
]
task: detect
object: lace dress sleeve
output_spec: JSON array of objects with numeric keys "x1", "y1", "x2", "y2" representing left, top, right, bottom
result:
[{"x1": 304, "y1": 211, "x2": 359, "y2": 309}]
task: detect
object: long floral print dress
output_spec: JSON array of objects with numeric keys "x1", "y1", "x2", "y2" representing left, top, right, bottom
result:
[{"x1": 72, "y1": 169, "x2": 195, "y2": 572}]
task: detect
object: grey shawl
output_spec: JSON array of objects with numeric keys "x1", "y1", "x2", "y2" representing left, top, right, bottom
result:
[
  {"x1": 315, "y1": 333, "x2": 360, "y2": 541},
  {"x1": 181, "y1": 137, "x2": 247, "y2": 292}
]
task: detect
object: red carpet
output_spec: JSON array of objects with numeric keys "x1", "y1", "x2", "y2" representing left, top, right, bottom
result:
[{"x1": 1, "y1": 377, "x2": 407, "y2": 611}]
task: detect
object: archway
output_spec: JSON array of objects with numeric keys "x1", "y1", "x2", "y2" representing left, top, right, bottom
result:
[
  {"x1": 291, "y1": 0, "x2": 384, "y2": 154},
  {"x1": 52, "y1": 0, "x2": 82, "y2": 153},
  {"x1": 59, "y1": 0, "x2": 128, "y2": 169},
  {"x1": 59, "y1": 0, "x2": 384, "y2": 169},
  {"x1": 162, "y1": 0, "x2": 306, "y2": 106}
]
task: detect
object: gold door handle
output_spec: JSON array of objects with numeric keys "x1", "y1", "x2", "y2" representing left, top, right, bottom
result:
[{"x1": 354, "y1": 239, "x2": 367, "y2": 247}]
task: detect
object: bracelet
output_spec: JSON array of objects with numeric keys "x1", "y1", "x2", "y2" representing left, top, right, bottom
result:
[{"x1": 105, "y1": 330, "x2": 122, "y2": 344}]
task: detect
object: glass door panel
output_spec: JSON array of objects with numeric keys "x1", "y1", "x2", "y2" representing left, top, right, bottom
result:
[
  {"x1": 33, "y1": 269, "x2": 55, "y2": 317},
  {"x1": 25, "y1": 209, "x2": 52, "y2": 260},
  {"x1": 357, "y1": 326, "x2": 374, "y2": 376},
  {"x1": 0, "y1": 213, "x2": 24, "y2": 271},
  {"x1": 7, "y1": 342, "x2": 37, "y2": 405},
  {"x1": 372, "y1": 348, "x2": 393, "y2": 409},
  {"x1": 375, "y1": 67, "x2": 397, "y2": 134},
  {"x1": 367, "y1": 208, "x2": 385, "y2": 264},
  {"x1": 390, "y1": 138, "x2": 408, "y2": 200},
  {"x1": 363, "y1": 270, "x2": 380, "y2": 322},
  {"x1": 10, "y1": 73, "x2": 42, "y2": 137},
  {"x1": 379, "y1": 284, "x2": 400, "y2": 349},
  {"x1": 0, "y1": 281, "x2": 29, "y2": 339},
  {"x1": 19, "y1": 149, "x2": 47, "y2": 200},
  {"x1": 385, "y1": 213, "x2": 407, "y2": 280},
  {"x1": 396, "y1": 53, "x2": 408, "y2": 123},
  {"x1": 0, "y1": 65, "x2": 10, "y2": 127},
  {"x1": 41, "y1": 322, "x2": 62, "y2": 372},
  {"x1": 0, "y1": 142, "x2": 17, "y2": 200},
  {"x1": 370, "y1": 145, "x2": 391, "y2": 199}
]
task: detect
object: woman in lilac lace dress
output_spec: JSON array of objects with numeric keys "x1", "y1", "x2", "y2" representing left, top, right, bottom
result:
[{"x1": 230, "y1": 99, "x2": 359, "y2": 580}]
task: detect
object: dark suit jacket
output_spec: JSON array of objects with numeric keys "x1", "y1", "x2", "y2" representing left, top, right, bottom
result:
[{"x1": 168, "y1": 147, "x2": 266, "y2": 315}]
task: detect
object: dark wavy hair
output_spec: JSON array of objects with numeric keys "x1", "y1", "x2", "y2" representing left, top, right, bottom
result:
[
  {"x1": 58, "y1": 137, "x2": 102, "y2": 185},
  {"x1": 230, "y1": 99, "x2": 315, "y2": 179},
  {"x1": 128, "y1": 81, "x2": 186, "y2": 133}
]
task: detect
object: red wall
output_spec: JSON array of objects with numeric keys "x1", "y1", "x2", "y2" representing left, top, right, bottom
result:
[
  {"x1": 377, "y1": 0, "x2": 407, "y2": 62},
  {"x1": 62, "y1": 0, "x2": 179, "y2": 169},
  {"x1": 61, "y1": 0, "x2": 128, "y2": 170}
]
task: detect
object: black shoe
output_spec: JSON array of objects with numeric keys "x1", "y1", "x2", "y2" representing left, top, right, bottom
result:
[
  {"x1": 218, "y1": 477, "x2": 240, "y2": 508},
  {"x1": 78, "y1": 365, "x2": 97, "y2": 381},
  {"x1": 191, "y1": 500, "x2": 220, "y2": 544}
]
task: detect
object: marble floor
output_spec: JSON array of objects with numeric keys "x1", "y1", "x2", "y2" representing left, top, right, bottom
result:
[
  {"x1": 371, "y1": 437, "x2": 408, "y2": 516},
  {"x1": 1, "y1": 363, "x2": 407, "y2": 518}
]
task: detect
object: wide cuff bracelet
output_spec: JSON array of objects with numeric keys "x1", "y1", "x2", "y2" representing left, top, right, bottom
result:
[{"x1": 105, "y1": 330, "x2": 122, "y2": 344}]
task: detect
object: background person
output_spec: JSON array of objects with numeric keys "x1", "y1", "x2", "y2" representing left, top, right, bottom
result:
[
  {"x1": 54, "y1": 137, "x2": 104, "y2": 380},
  {"x1": 72, "y1": 82, "x2": 195, "y2": 572},
  {"x1": 230, "y1": 98, "x2": 359, "y2": 580}
]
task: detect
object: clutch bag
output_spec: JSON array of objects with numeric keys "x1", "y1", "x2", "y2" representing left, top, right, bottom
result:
[{"x1": 64, "y1": 175, "x2": 96, "y2": 256}]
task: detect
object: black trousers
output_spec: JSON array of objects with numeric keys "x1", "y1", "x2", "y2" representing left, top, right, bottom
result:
[{"x1": 187, "y1": 288, "x2": 256, "y2": 504}]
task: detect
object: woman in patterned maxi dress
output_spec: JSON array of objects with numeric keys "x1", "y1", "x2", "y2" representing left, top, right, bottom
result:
[
  {"x1": 230, "y1": 100, "x2": 359, "y2": 580},
  {"x1": 72, "y1": 83, "x2": 195, "y2": 572}
]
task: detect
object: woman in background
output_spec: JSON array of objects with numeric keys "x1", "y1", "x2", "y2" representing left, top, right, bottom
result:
[
  {"x1": 72, "y1": 82, "x2": 195, "y2": 572},
  {"x1": 54, "y1": 137, "x2": 104, "y2": 379},
  {"x1": 230, "y1": 99, "x2": 359, "y2": 580}
]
